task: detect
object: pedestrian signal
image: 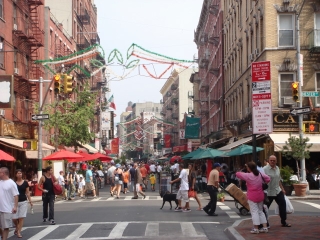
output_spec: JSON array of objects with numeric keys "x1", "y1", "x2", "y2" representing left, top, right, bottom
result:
[{"x1": 292, "y1": 82, "x2": 299, "y2": 102}]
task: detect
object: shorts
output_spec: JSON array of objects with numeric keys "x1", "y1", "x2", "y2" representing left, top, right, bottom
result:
[
  {"x1": 123, "y1": 183, "x2": 128, "y2": 188},
  {"x1": 0, "y1": 212, "x2": 13, "y2": 229},
  {"x1": 176, "y1": 190, "x2": 189, "y2": 202},
  {"x1": 12, "y1": 201, "x2": 28, "y2": 219},
  {"x1": 85, "y1": 182, "x2": 95, "y2": 191},
  {"x1": 109, "y1": 177, "x2": 115, "y2": 187},
  {"x1": 151, "y1": 184, "x2": 155, "y2": 187}
]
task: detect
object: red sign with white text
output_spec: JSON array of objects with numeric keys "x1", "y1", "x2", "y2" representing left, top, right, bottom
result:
[{"x1": 251, "y1": 61, "x2": 271, "y2": 82}]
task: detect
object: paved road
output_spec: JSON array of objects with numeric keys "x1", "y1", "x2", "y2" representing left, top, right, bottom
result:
[{"x1": 8, "y1": 190, "x2": 320, "y2": 240}]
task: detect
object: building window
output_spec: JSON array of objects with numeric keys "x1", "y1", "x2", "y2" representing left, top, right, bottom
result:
[
  {"x1": 316, "y1": 73, "x2": 320, "y2": 106},
  {"x1": 278, "y1": 14, "x2": 294, "y2": 47},
  {"x1": 0, "y1": 37, "x2": 4, "y2": 69},
  {"x1": 279, "y1": 73, "x2": 295, "y2": 106},
  {"x1": 0, "y1": 0, "x2": 3, "y2": 19},
  {"x1": 315, "y1": 13, "x2": 320, "y2": 47}
]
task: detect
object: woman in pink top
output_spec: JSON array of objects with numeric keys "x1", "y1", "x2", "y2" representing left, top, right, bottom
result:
[{"x1": 236, "y1": 161, "x2": 270, "y2": 234}]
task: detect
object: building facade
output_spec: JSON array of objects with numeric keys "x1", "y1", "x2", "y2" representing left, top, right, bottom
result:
[{"x1": 194, "y1": 0, "x2": 227, "y2": 147}]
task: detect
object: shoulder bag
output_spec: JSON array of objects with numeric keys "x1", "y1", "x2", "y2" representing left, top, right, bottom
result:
[
  {"x1": 260, "y1": 172, "x2": 269, "y2": 205},
  {"x1": 52, "y1": 176, "x2": 63, "y2": 195}
]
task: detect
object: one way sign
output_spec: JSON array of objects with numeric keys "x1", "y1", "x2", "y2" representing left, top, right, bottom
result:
[
  {"x1": 31, "y1": 114, "x2": 50, "y2": 120},
  {"x1": 290, "y1": 107, "x2": 311, "y2": 116}
]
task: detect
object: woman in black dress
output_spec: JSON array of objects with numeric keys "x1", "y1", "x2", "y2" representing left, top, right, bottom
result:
[{"x1": 12, "y1": 169, "x2": 33, "y2": 238}]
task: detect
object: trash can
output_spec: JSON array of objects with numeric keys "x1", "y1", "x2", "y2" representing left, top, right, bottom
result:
[{"x1": 34, "y1": 183, "x2": 43, "y2": 196}]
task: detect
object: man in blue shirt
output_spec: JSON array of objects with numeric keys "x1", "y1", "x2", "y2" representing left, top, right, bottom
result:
[{"x1": 85, "y1": 166, "x2": 96, "y2": 198}]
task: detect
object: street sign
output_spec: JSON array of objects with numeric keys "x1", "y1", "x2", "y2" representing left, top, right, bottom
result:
[
  {"x1": 251, "y1": 61, "x2": 271, "y2": 81},
  {"x1": 251, "y1": 61, "x2": 272, "y2": 134},
  {"x1": 31, "y1": 114, "x2": 49, "y2": 120},
  {"x1": 290, "y1": 107, "x2": 311, "y2": 116},
  {"x1": 302, "y1": 91, "x2": 319, "y2": 97}
]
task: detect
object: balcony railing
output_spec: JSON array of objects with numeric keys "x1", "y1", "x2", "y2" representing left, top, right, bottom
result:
[{"x1": 309, "y1": 29, "x2": 320, "y2": 53}]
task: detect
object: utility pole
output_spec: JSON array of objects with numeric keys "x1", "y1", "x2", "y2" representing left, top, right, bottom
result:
[{"x1": 296, "y1": 0, "x2": 306, "y2": 183}]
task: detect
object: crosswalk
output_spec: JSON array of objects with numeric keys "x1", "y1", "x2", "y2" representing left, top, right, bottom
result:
[{"x1": 7, "y1": 221, "x2": 219, "y2": 240}]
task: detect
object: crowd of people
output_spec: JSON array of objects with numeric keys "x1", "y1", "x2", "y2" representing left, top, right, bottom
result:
[{"x1": 0, "y1": 154, "x2": 295, "y2": 239}]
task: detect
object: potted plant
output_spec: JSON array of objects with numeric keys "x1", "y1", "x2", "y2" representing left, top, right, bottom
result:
[
  {"x1": 281, "y1": 134, "x2": 312, "y2": 197},
  {"x1": 217, "y1": 192, "x2": 225, "y2": 202},
  {"x1": 280, "y1": 166, "x2": 296, "y2": 196}
]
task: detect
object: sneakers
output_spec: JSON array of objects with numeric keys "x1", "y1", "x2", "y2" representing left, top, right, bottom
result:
[
  {"x1": 250, "y1": 229, "x2": 259, "y2": 234},
  {"x1": 50, "y1": 220, "x2": 55, "y2": 225},
  {"x1": 175, "y1": 207, "x2": 183, "y2": 212},
  {"x1": 259, "y1": 228, "x2": 268, "y2": 233},
  {"x1": 182, "y1": 209, "x2": 191, "y2": 212},
  {"x1": 143, "y1": 195, "x2": 146, "y2": 199},
  {"x1": 43, "y1": 218, "x2": 47, "y2": 223}
]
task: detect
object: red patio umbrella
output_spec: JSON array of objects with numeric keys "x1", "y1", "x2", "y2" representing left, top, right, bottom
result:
[
  {"x1": 0, "y1": 150, "x2": 15, "y2": 161},
  {"x1": 43, "y1": 150, "x2": 84, "y2": 161},
  {"x1": 92, "y1": 152, "x2": 112, "y2": 162},
  {"x1": 170, "y1": 156, "x2": 182, "y2": 164},
  {"x1": 68, "y1": 151, "x2": 97, "y2": 163}
]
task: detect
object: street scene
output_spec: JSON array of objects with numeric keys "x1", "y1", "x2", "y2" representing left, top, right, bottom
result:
[{"x1": 1, "y1": 0, "x2": 320, "y2": 240}]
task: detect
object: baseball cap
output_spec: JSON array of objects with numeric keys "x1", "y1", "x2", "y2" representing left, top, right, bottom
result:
[
  {"x1": 116, "y1": 163, "x2": 121, "y2": 168},
  {"x1": 213, "y1": 163, "x2": 221, "y2": 168}
]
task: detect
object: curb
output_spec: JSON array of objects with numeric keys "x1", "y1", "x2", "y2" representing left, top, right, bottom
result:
[{"x1": 224, "y1": 218, "x2": 248, "y2": 240}]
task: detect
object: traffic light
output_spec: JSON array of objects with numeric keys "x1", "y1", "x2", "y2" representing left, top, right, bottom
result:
[
  {"x1": 53, "y1": 74, "x2": 61, "y2": 94},
  {"x1": 62, "y1": 74, "x2": 74, "y2": 94},
  {"x1": 292, "y1": 82, "x2": 299, "y2": 102},
  {"x1": 303, "y1": 123, "x2": 320, "y2": 133}
]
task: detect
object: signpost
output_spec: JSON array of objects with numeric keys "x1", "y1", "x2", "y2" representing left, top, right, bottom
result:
[
  {"x1": 290, "y1": 107, "x2": 311, "y2": 116},
  {"x1": 251, "y1": 61, "x2": 273, "y2": 162},
  {"x1": 302, "y1": 91, "x2": 319, "y2": 97},
  {"x1": 31, "y1": 114, "x2": 50, "y2": 121}
]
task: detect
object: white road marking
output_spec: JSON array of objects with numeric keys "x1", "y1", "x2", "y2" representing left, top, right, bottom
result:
[
  {"x1": 145, "y1": 222, "x2": 159, "y2": 236},
  {"x1": 28, "y1": 225, "x2": 60, "y2": 240},
  {"x1": 124, "y1": 196, "x2": 132, "y2": 200},
  {"x1": 225, "y1": 211, "x2": 241, "y2": 218},
  {"x1": 181, "y1": 222, "x2": 204, "y2": 237},
  {"x1": 108, "y1": 222, "x2": 129, "y2": 238},
  {"x1": 295, "y1": 200, "x2": 320, "y2": 209},
  {"x1": 65, "y1": 223, "x2": 93, "y2": 240},
  {"x1": 144, "y1": 196, "x2": 150, "y2": 200},
  {"x1": 106, "y1": 197, "x2": 115, "y2": 201},
  {"x1": 74, "y1": 199, "x2": 83, "y2": 203},
  {"x1": 219, "y1": 206, "x2": 231, "y2": 210},
  {"x1": 92, "y1": 197, "x2": 101, "y2": 201}
]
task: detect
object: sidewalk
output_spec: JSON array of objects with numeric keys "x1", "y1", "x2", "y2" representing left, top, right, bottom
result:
[{"x1": 225, "y1": 215, "x2": 320, "y2": 240}]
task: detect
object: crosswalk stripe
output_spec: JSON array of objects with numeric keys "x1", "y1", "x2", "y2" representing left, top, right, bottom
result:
[
  {"x1": 28, "y1": 225, "x2": 60, "y2": 240},
  {"x1": 106, "y1": 197, "x2": 114, "y2": 201},
  {"x1": 108, "y1": 222, "x2": 129, "y2": 238},
  {"x1": 124, "y1": 196, "x2": 132, "y2": 200},
  {"x1": 219, "y1": 206, "x2": 231, "y2": 210},
  {"x1": 65, "y1": 223, "x2": 93, "y2": 240},
  {"x1": 225, "y1": 211, "x2": 241, "y2": 218},
  {"x1": 145, "y1": 222, "x2": 159, "y2": 236},
  {"x1": 181, "y1": 222, "x2": 203, "y2": 237},
  {"x1": 144, "y1": 196, "x2": 150, "y2": 200},
  {"x1": 92, "y1": 197, "x2": 101, "y2": 201},
  {"x1": 295, "y1": 200, "x2": 320, "y2": 209},
  {"x1": 74, "y1": 199, "x2": 83, "y2": 203}
]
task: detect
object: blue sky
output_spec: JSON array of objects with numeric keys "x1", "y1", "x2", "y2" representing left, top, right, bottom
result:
[{"x1": 95, "y1": 0, "x2": 202, "y2": 123}]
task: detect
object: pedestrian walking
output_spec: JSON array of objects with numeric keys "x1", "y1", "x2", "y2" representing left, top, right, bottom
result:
[
  {"x1": 263, "y1": 155, "x2": 291, "y2": 227},
  {"x1": 170, "y1": 163, "x2": 191, "y2": 212},
  {"x1": 12, "y1": 169, "x2": 33, "y2": 238},
  {"x1": 58, "y1": 171, "x2": 67, "y2": 200},
  {"x1": 132, "y1": 163, "x2": 146, "y2": 199},
  {"x1": 114, "y1": 164, "x2": 123, "y2": 199},
  {"x1": 0, "y1": 167, "x2": 19, "y2": 240},
  {"x1": 149, "y1": 173, "x2": 156, "y2": 191},
  {"x1": 38, "y1": 166, "x2": 57, "y2": 225},
  {"x1": 67, "y1": 167, "x2": 77, "y2": 200},
  {"x1": 236, "y1": 162, "x2": 271, "y2": 234},
  {"x1": 129, "y1": 164, "x2": 136, "y2": 192},
  {"x1": 78, "y1": 177, "x2": 85, "y2": 198},
  {"x1": 85, "y1": 165, "x2": 97, "y2": 198},
  {"x1": 188, "y1": 164, "x2": 202, "y2": 210},
  {"x1": 203, "y1": 163, "x2": 220, "y2": 216},
  {"x1": 140, "y1": 164, "x2": 147, "y2": 190},
  {"x1": 107, "y1": 161, "x2": 116, "y2": 196},
  {"x1": 123, "y1": 168, "x2": 129, "y2": 194}
]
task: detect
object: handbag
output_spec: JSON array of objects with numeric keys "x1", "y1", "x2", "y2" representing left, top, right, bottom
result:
[
  {"x1": 51, "y1": 177, "x2": 63, "y2": 195},
  {"x1": 260, "y1": 173, "x2": 268, "y2": 190},
  {"x1": 188, "y1": 189, "x2": 195, "y2": 198}
]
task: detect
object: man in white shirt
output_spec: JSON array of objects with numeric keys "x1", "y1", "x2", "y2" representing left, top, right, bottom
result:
[
  {"x1": 0, "y1": 167, "x2": 19, "y2": 240},
  {"x1": 170, "y1": 164, "x2": 190, "y2": 212},
  {"x1": 150, "y1": 163, "x2": 156, "y2": 173},
  {"x1": 107, "y1": 161, "x2": 116, "y2": 195},
  {"x1": 58, "y1": 171, "x2": 67, "y2": 200}
]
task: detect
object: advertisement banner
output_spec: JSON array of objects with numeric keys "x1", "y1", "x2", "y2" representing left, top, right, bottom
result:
[
  {"x1": 101, "y1": 112, "x2": 110, "y2": 130},
  {"x1": 164, "y1": 134, "x2": 171, "y2": 148},
  {"x1": 111, "y1": 137, "x2": 119, "y2": 154},
  {"x1": 179, "y1": 129, "x2": 185, "y2": 139},
  {"x1": 187, "y1": 140, "x2": 192, "y2": 152},
  {"x1": 142, "y1": 112, "x2": 155, "y2": 123},
  {"x1": 185, "y1": 117, "x2": 200, "y2": 139}
]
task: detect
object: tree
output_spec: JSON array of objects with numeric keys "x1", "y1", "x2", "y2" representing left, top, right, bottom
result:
[
  {"x1": 281, "y1": 134, "x2": 312, "y2": 179},
  {"x1": 42, "y1": 85, "x2": 96, "y2": 151}
]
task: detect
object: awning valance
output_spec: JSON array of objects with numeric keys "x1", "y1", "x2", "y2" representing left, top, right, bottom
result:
[
  {"x1": 269, "y1": 133, "x2": 320, "y2": 152},
  {"x1": 217, "y1": 135, "x2": 262, "y2": 151},
  {"x1": 78, "y1": 142, "x2": 106, "y2": 154},
  {"x1": 0, "y1": 138, "x2": 54, "y2": 151}
]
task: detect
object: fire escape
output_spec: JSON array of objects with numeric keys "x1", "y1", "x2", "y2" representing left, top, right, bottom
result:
[{"x1": 28, "y1": 0, "x2": 44, "y2": 102}]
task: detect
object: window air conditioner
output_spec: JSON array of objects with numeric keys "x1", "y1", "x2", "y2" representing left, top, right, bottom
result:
[
  {"x1": 283, "y1": 97, "x2": 295, "y2": 105},
  {"x1": 255, "y1": 48, "x2": 260, "y2": 56},
  {"x1": 250, "y1": 54, "x2": 255, "y2": 61},
  {"x1": 13, "y1": 24, "x2": 18, "y2": 30},
  {"x1": 14, "y1": 68, "x2": 19, "y2": 75},
  {"x1": 0, "y1": 109, "x2": 5, "y2": 116}
]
